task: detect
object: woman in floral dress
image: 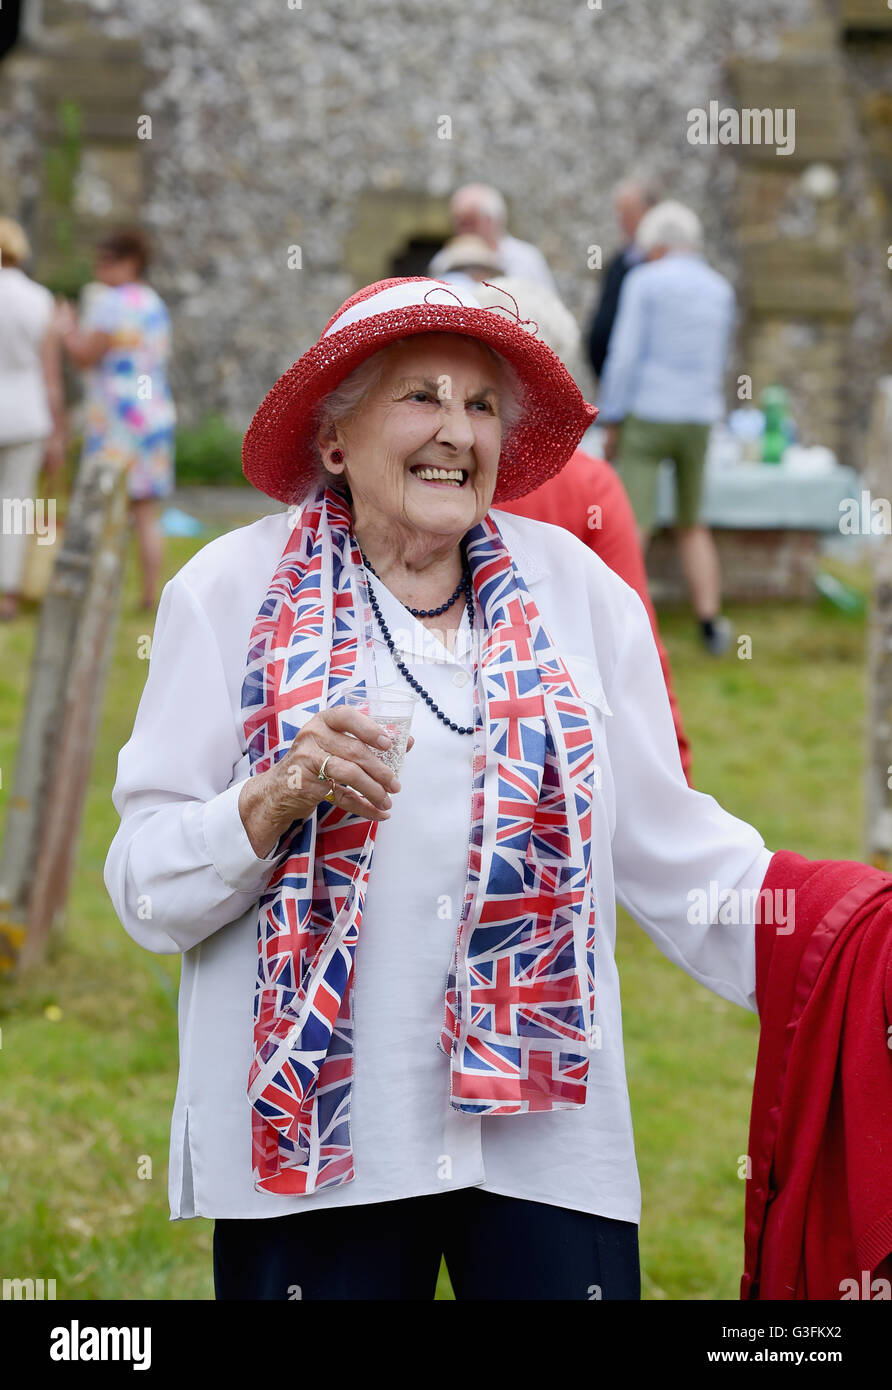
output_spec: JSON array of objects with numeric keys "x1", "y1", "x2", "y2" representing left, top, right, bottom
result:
[{"x1": 57, "y1": 227, "x2": 176, "y2": 611}]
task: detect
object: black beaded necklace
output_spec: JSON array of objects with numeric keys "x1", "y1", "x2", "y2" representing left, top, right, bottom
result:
[{"x1": 360, "y1": 546, "x2": 476, "y2": 736}]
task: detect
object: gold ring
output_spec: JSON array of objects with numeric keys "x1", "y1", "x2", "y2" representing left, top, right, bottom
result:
[{"x1": 317, "y1": 753, "x2": 333, "y2": 782}]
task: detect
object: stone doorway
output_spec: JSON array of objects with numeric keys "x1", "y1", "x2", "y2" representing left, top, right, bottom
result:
[
  {"x1": 343, "y1": 189, "x2": 450, "y2": 288},
  {"x1": 389, "y1": 235, "x2": 445, "y2": 278}
]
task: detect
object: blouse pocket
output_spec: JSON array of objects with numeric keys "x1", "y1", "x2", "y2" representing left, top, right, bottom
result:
[
  {"x1": 563, "y1": 653, "x2": 612, "y2": 715},
  {"x1": 564, "y1": 653, "x2": 613, "y2": 771}
]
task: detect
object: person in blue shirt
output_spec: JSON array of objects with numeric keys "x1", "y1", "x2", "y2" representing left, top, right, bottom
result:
[{"x1": 598, "y1": 201, "x2": 736, "y2": 655}]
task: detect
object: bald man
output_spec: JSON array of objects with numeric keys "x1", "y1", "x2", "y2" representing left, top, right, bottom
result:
[{"x1": 429, "y1": 183, "x2": 557, "y2": 291}]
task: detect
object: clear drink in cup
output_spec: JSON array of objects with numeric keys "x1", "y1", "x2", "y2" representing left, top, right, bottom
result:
[{"x1": 343, "y1": 686, "x2": 417, "y2": 775}]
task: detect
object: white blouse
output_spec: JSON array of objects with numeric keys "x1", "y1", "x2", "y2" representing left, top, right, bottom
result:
[
  {"x1": 104, "y1": 507, "x2": 773, "y2": 1225},
  {"x1": 0, "y1": 267, "x2": 54, "y2": 446}
]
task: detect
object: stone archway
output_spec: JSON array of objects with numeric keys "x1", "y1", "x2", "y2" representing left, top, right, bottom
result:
[{"x1": 342, "y1": 189, "x2": 451, "y2": 287}]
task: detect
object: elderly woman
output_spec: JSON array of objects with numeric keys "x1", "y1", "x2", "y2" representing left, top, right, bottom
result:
[{"x1": 105, "y1": 276, "x2": 774, "y2": 1301}]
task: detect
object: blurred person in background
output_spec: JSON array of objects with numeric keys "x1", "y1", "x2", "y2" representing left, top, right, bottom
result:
[
  {"x1": 433, "y1": 234, "x2": 505, "y2": 294},
  {"x1": 55, "y1": 227, "x2": 176, "y2": 613},
  {"x1": 0, "y1": 216, "x2": 66, "y2": 622},
  {"x1": 429, "y1": 183, "x2": 557, "y2": 292},
  {"x1": 585, "y1": 178, "x2": 660, "y2": 380},
  {"x1": 597, "y1": 201, "x2": 735, "y2": 656},
  {"x1": 476, "y1": 275, "x2": 693, "y2": 786}
]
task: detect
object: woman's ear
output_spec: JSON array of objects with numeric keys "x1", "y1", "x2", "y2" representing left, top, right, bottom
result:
[{"x1": 316, "y1": 419, "x2": 346, "y2": 475}]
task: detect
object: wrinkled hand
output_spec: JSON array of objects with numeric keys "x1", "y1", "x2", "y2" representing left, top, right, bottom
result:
[
  {"x1": 240, "y1": 708, "x2": 417, "y2": 855},
  {"x1": 270, "y1": 706, "x2": 414, "y2": 824}
]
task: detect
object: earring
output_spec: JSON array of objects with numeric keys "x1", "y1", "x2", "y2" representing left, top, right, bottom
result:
[{"x1": 330, "y1": 449, "x2": 344, "y2": 465}]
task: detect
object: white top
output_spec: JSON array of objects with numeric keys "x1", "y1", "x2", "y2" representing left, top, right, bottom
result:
[
  {"x1": 104, "y1": 508, "x2": 773, "y2": 1224},
  {"x1": 0, "y1": 267, "x2": 54, "y2": 445}
]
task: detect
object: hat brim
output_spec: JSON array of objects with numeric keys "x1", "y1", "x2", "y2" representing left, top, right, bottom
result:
[{"x1": 242, "y1": 302, "x2": 598, "y2": 507}]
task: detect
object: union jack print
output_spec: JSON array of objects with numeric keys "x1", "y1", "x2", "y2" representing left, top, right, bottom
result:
[{"x1": 241, "y1": 484, "x2": 599, "y2": 1196}]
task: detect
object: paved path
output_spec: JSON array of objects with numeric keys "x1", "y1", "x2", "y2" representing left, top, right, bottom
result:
[{"x1": 169, "y1": 486, "x2": 284, "y2": 526}]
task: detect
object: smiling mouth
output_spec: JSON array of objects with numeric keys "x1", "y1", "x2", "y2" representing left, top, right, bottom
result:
[{"x1": 409, "y1": 465, "x2": 468, "y2": 488}]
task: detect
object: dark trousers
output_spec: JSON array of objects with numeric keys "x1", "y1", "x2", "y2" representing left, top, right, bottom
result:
[{"x1": 213, "y1": 1185, "x2": 640, "y2": 1300}]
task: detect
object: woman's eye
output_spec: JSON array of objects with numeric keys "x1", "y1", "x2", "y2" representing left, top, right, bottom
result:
[
  {"x1": 407, "y1": 391, "x2": 434, "y2": 403},
  {"x1": 469, "y1": 399, "x2": 495, "y2": 413}
]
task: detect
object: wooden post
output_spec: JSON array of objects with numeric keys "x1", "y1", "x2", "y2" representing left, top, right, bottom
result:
[
  {"x1": 863, "y1": 376, "x2": 892, "y2": 871},
  {"x1": 0, "y1": 460, "x2": 130, "y2": 972}
]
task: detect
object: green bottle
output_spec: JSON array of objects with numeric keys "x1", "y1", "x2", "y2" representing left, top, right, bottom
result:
[{"x1": 760, "y1": 385, "x2": 789, "y2": 465}]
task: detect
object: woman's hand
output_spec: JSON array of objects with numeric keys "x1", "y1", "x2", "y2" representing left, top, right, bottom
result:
[
  {"x1": 238, "y1": 708, "x2": 415, "y2": 857},
  {"x1": 53, "y1": 298, "x2": 78, "y2": 339},
  {"x1": 43, "y1": 430, "x2": 67, "y2": 476},
  {"x1": 53, "y1": 299, "x2": 113, "y2": 367}
]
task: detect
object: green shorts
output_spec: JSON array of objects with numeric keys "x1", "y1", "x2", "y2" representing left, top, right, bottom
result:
[{"x1": 616, "y1": 415, "x2": 711, "y2": 532}]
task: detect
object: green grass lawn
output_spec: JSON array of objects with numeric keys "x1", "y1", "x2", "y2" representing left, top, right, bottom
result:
[{"x1": 0, "y1": 521, "x2": 869, "y2": 1301}]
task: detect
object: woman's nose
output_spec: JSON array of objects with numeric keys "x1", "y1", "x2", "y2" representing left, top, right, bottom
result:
[{"x1": 434, "y1": 398, "x2": 475, "y2": 452}]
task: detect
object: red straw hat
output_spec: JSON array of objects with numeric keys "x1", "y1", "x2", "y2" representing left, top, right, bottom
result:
[{"x1": 242, "y1": 276, "x2": 598, "y2": 506}]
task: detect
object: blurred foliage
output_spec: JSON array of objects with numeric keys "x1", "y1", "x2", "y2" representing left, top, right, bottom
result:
[
  {"x1": 41, "y1": 101, "x2": 92, "y2": 298},
  {"x1": 174, "y1": 414, "x2": 249, "y2": 487}
]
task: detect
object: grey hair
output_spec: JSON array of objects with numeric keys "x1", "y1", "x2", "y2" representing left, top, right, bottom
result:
[
  {"x1": 613, "y1": 177, "x2": 662, "y2": 210},
  {"x1": 451, "y1": 183, "x2": 507, "y2": 228},
  {"x1": 635, "y1": 199, "x2": 703, "y2": 254},
  {"x1": 312, "y1": 335, "x2": 526, "y2": 490}
]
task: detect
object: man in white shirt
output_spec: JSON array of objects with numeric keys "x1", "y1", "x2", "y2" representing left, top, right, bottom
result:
[
  {"x1": 429, "y1": 184, "x2": 557, "y2": 292},
  {"x1": 598, "y1": 201, "x2": 736, "y2": 656}
]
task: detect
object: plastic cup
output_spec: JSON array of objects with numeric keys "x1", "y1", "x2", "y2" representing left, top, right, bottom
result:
[{"x1": 343, "y1": 686, "x2": 417, "y2": 774}]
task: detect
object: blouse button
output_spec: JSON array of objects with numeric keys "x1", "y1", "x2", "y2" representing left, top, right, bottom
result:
[{"x1": 452, "y1": 670, "x2": 471, "y2": 687}]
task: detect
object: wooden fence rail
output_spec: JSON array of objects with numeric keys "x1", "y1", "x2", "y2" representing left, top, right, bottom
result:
[{"x1": 0, "y1": 461, "x2": 130, "y2": 972}]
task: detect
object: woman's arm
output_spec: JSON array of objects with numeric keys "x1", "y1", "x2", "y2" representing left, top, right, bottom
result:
[
  {"x1": 103, "y1": 574, "x2": 293, "y2": 956},
  {"x1": 54, "y1": 297, "x2": 114, "y2": 367},
  {"x1": 60, "y1": 325, "x2": 114, "y2": 368},
  {"x1": 605, "y1": 584, "x2": 773, "y2": 1011}
]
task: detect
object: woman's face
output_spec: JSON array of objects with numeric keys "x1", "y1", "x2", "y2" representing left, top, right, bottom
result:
[
  {"x1": 324, "y1": 334, "x2": 507, "y2": 543},
  {"x1": 95, "y1": 254, "x2": 140, "y2": 286}
]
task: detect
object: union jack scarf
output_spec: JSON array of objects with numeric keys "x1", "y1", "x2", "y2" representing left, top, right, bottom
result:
[{"x1": 242, "y1": 483, "x2": 599, "y2": 1194}]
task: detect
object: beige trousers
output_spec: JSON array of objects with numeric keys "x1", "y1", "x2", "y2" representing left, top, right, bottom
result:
[{"x1": 0, "y1": 438, "x2": 46, "y2": 594}]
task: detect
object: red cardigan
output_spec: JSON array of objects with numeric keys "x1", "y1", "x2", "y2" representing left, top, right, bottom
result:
[
  {"x1": 742, "y1": 849, "x2": 892, "y2": 1299},
  {"x1": 497, "y1": 449, "x2": 694, "y2": 787}
]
